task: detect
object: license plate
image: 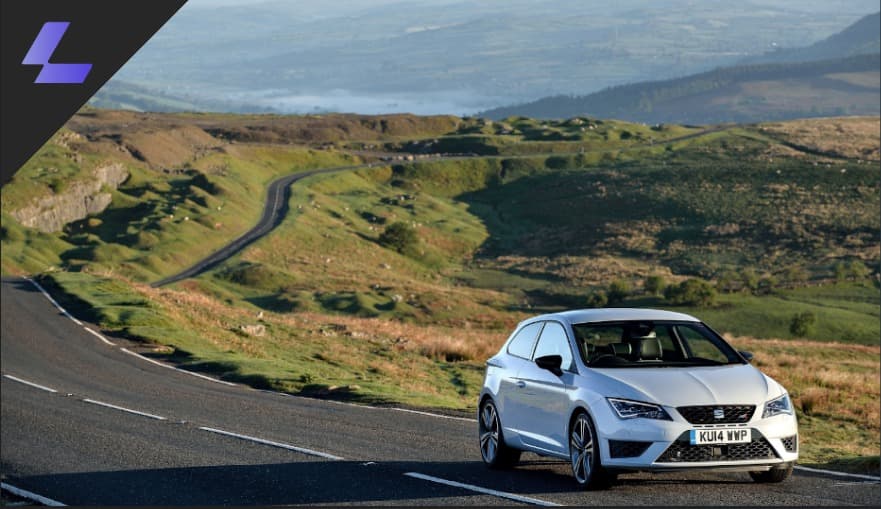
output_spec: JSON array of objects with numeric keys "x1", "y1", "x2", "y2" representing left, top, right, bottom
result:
[{"x1": 689, "y1": 428, "x2": 750, "y2": 445}]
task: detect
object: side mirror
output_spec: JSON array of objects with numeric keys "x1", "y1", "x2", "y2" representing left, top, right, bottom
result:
[
  {"x1": 535, "y1": 354, "x2": 564, "y2": 376},
  {"x1": 739, "y1": 350, "x2": 754, "y2": 363}
]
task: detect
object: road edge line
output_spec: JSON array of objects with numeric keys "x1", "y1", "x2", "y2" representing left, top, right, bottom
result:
[
  {"x1": 25, "y1": 277, "x2": 82, "y2": 325},
  {"x1": 119, "y1": 347, "x2": 237, "y2": 386},
  {"x1": 403, "y1": 472, "x2": 559, "y2": 507},
  {"x1": 3, "y1": 374, "x2": 58, "y2": 393},
  {"x1": 389, "y1": 407, "x2": 474, "y2": 423},
  {"x1": 82, "y1": 398, "x2": 167, "y2": 421},
  {"x1": 794, "y1": 465, "x2": 880, "y2": 481},
  {"x1": 198, "y1": 426, "x2": 344, "y2": 460},
  {"x1": 83, "y1": 327, "x2": 115, "y2": 346},
  {"x1": 1, "y1": 482, "x2": 66, "y2": 506}
]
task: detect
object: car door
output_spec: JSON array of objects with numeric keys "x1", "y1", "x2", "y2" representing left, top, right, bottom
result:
[
  {"x1": 514, "y1": 321, "x2": 576, "y2": 455},
  {"x1": 495, "y1": 321, "x2": 543, "y2": 447}
]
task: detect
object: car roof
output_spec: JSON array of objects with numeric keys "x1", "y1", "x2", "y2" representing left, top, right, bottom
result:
[{"x1": 521, "y1": 308, "x2": 701, "y2": 327}]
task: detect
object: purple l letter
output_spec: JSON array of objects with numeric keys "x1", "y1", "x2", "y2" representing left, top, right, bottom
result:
[{"x1": 22, "y1": 22, "x2": 92, "y2": 84}]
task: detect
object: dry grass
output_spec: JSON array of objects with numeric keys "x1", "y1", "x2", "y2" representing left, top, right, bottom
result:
[
  {"x1": 726, "y1": 335, "x2": 880, "y2": 428},
  {"x1": 760, "y1": 117, "x2": 880, "y2": 161},
  {"x1": 725, "y1": 334, "x2": 880, "y2": 466}
]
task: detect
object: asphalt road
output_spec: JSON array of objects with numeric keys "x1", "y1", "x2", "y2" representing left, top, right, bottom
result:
[
  {"x1": 150, "y1": 164, "x2": 369, "y2": 288},
  {"x1": 1, "y1": 277, "x2": 879, "y2": 506}
]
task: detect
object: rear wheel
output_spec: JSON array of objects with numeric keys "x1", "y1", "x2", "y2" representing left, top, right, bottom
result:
[
  {"x1": 479, "y1": 399, "x2": 521, "y2": 468},
  {"x1": 749, "y1": 463, "x2": 793, "y2": 483},
  {"x1": 570, "y1": 411, "x2": 614, "y2": 489}
]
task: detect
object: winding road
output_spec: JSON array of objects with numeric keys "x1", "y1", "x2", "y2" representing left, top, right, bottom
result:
[
  {"x1": 151, "y1": 127, "x2": 728, "y2": 288},
  {"x1": 151, "y1": 164, "x2": 369, "y2": 287},
  {"x1": 2, "y1": 276, "x2": 879, "y2": 506}
]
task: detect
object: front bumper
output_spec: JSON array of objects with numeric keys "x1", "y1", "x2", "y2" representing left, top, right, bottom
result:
[{"x1": 597, "y1": 409, "x2": 798, "y2": 471}]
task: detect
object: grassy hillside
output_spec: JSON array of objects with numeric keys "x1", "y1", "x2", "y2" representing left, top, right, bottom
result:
[
  {"x1": 2, "y1": 111, "x2": 878, "y2": 473},
  {"x1": 483, "y1": 54, "x2": 880, "y2": 124}
]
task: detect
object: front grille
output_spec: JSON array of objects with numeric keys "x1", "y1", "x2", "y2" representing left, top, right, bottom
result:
[
  {"x1": 781, "y1": 435, "x2": 798, "y2": 452},
  {"x1": 656, "y1": 430, "x2": 778, "y2": 463},
  {"x1": 609, "y1": 440, "x2": 652, "y2": 458},
  {"x1": 677, "y1": 405, "x2": 755, "y2": 424}
]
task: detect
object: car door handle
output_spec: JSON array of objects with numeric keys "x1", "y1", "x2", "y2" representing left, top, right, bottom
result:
[{"x1": 515, "y1": 381, "x2": 526, "y2": 389}]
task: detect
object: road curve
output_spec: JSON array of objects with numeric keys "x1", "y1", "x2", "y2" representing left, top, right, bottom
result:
[
  {"x1": 151, "y1": 164, "x2": 369, "y2": 287},
  {"x1": 2, "y1": 277, "x2": 879, "y2": 506}
]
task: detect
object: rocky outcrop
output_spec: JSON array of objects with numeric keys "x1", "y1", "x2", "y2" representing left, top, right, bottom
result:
[{"x1": 10, "y1": 163, "x2": 129, "y2": 233}]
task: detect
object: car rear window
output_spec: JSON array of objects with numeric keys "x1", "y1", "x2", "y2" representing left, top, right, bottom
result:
[{"x1": 507, "y1": 322, "x2": 543, "y2": 359}]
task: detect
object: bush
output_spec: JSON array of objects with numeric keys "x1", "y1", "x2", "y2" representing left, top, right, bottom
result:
[
  {"x1": 740, "y1": 268, "x2": 759, "y2": 293},
  {"x1": 716, "y1": 270, "x2": 739, "y2": 293},
  {"x1": 607, "y1": 279, "x2": 630, "y2": 304},
  {"x1": 789, "y1": 311, "x2": 817, "y2": 337},
  {"x1": 586, "y1": 291, "x2": 608, "y2": 308},
  {"x1": 644, "y1": 275, "x2": 666, "y2": 296},
  {"x1": 664, "y1": 278, "x2": 716, "y2": 307},
  {"x1": 378, "y1": 221, "x2": 419, "y2": 255},
  {"x1": 757, "y1": 275, "x2": 778, "y2": 295},
  {"x1": 848, "y1": 260, "x2": 870, "y2": 280}
]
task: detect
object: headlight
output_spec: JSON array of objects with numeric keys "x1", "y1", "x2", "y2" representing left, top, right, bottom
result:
[
  {"x1": 607, "y1": 398, "x2": 672, "y2": 421},
  {"x1": 762, "y1": 393, "x2": 793, "y2": 418}
]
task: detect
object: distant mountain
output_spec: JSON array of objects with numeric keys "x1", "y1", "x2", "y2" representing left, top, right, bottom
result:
[
  {"x1": 483, "y1": 12, "x2": 880, "y2": 124},
  {"x1": 743, "y1": 12, "x2": 880, "y2": 64},
  {"x1": 88, "y1": 81, "x2": 277, "y2": 114},
  {"x1": 482, "y1": 54, "x2": 879, "y2": 124}
]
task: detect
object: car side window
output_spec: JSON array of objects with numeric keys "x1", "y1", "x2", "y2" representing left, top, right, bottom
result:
[
  {"x1": 506, "y1": 322, "x2": 543, "y2": 359},
  {"x1": 532, "y1": 321, "x2": 575, "y2": 372}
]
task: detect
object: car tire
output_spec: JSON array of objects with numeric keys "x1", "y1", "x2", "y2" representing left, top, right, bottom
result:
[
  {"x1": 478, "y1": 398, "x2": 521, "y2": 469},
  {"x1": 570, "y1": 411, "x2": 614, "y2": 490},
  {"x1": 749, "y1": 462, "x2": 794, "y2": 483}
]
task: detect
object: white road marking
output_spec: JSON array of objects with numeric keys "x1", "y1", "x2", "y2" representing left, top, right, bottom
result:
[
  {"x1": 3, "y1": 374, "x2": 58, "y2": 393},
  {"x1": 119, "y1": 347, "x2": 237, "y2": 386},
  {"x1": 25, "y1": 278, "x2": 82, "y2": 325},
  {"x1": 794, "y1": 465, "x2": 881, "y2": 481},
  {"x1": 1, "y1": 482, "x2": 66, "y2": 506},
  {"x1": 198, "y1": 426, "x2": 344, "y2": 460},
  {"x1": 82, "y1": 398, "x2": 167, "y2": 420},
  {"x1": 390, "y1": 407, "x2": 474, "y2": 423},
  {"x1": 83, "y1": 327, "x2": 115, "y2": 346},
  {"x1": 404, "y1": 472, "x2": 560, "y2": 507}
]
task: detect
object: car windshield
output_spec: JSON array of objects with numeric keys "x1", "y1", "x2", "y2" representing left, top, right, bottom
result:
[{"x1": 572, "y1": 320, "x2": 744, "y2": 368}]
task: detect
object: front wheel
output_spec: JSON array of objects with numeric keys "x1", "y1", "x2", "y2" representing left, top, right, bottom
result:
[
  {"x1": 570, "y1": 411, "x2": 613, "y2": 490},
  {"x1": 478, "y1": 399, "x2": 521, "y2": 469},
  {"x1": 749, "y1": 463, "x2": 793, "y2": 483}
]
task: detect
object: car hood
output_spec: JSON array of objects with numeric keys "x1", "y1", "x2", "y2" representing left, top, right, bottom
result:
[{"x1": 592, "y1": 364, "x2": 779, "y2": 407}]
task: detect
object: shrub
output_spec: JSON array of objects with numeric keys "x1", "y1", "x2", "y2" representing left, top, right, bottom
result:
[
  {"x1": 757, "y1": 275, "x2": 778, "y2": 295},
  {"x1": 784, "y1": 265, "x2": 809, "y2": 285},
  {"x1": 607, "y1": 279, "x2": 630, "y2": 304},
  {"x1": 716, "y1": 270, "x2": 739, "y2": 293},
  {"x1": 834, "y1": 261, "x2": 848, "y2": 281},
  {"x1": 586, "y1": 291, "x2": 608, "y2": 308},
  {"x1": 378, "y1": 221, "x2": 419, "y2": 255},
  {"x1": 789, "y1": 311, "x2": 817, "y2": 337},
  {"x1": 740, "y1": 268, "x2": 759, "y2": 293},
  {"x1": 848, "y1": 260, "x2": 870, "y2": 280},
  {"x1": 644, "y1": 275, "x2": 666, "y2": 296},
  {"x1": 664, "y1": 278, "x2": 716, "y2": 307}
]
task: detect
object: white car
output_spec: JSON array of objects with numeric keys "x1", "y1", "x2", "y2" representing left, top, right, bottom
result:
[{"x1": 478, "y1": 308, "x2": 798, "y2": 489}]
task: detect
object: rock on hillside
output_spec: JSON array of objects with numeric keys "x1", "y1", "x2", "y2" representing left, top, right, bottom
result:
[{"x1": 10, "y1": 163, "x2": 129, "y2": 233}]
